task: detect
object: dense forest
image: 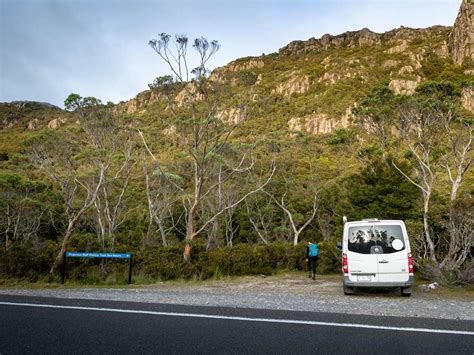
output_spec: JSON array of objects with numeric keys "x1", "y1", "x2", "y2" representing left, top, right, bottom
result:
[{"x1": 1, "y1": 4, "x2": 473, "y2": 285}]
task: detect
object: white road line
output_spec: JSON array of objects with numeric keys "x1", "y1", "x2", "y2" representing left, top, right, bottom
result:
[{"x1": 1, "y1": 301, "x2": 473, "y2": 336}]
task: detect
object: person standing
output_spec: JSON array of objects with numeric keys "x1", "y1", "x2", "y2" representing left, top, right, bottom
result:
[{"x1": 306, "y1": 241, "x2": 319, "y2": 280}]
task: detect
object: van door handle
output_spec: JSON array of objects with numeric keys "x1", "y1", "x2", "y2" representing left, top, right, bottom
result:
[{"x1": 379, "y1": 260, "x2": 389, "y2": 264}]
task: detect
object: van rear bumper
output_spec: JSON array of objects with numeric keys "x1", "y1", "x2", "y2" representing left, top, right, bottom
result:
[{"x1": 343, "y1": 275, "x2": 414, "y2": 288}]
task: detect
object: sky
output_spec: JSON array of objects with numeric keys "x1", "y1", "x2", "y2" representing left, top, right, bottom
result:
[{"x1": 0, "y1": 0, "x2": 462, "y2": 108}]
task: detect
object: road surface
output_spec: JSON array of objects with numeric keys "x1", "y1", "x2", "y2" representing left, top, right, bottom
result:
[{"x1": 1, "y1": 295, "x2": 473, "y2": 354}]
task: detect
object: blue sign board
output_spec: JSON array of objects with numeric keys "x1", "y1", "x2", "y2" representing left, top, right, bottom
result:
[{"x1": 65, "y1": 252, "x2": 132, "y2": 259}]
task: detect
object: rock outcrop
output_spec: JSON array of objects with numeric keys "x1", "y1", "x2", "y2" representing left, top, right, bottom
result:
[
  {"x1": 47, "y1": 117, "x2": 67, "y2": 129},
  {"x1": 272, "y1": 73, "x2": 310, "y2": 96},
  {"x1": 280, "y1": 28, "x2": 381, "y2": 54},
  {"x1": 216, "y1": 107, "x2": 246, "y2": 124},
  {"x1": 115, "y1": 90, "x2": 162, "y2": 114},
  {"x1": 449, "y1": 0, "x2": 474, "y2": 64},
  {"x1": 175, "y1": 83, "x2": 204, "y2": 107},
  {"x1": 288, "y1": 113, "x2": 349, "y2": 135},
  {"x1": 279, "y1": 26, "x2": 448, "y2": 55},
  {"x1": 461, "y1": 87, "x2": 474, "y2": 113},
  {"x1": 227, "y1": 59, "x2": 264, "y2": 72},
  {"x1": 388, "y1": 77, "x2": 422, "y2": 95},
  {"x1": 385, "y1": 40, "x2": 409, "y2": 54},
  {"x1": 27, "y1": 118, "x2": 39, "y2": 130}
]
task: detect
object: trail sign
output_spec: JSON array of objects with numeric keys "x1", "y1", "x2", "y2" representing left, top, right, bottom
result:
[
  {"x1": 65, "y1": 252, "x2": 131, "y2": 259},
  {"x1": 61, "y1": 251, "x2": 133, "y2": 285}
]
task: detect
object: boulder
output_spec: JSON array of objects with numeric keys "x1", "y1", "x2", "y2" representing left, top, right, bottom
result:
[{"x1": 47, "y1": 117, "x2": 66, "y2": 129}]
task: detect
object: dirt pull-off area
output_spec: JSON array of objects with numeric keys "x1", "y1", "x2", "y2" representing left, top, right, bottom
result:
[{"x1": 0, "y1": 273, "x2": 473, "y2": 320}]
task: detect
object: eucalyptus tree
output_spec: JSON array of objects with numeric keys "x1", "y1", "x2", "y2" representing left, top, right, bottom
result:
[
  {"x1": 354, "y1": 82, "x2": 473, "y2": 274},
  {"x1": 263, "y1": 169, "x2": 320, "y2": 246},
  {"x1": 144, "y1": 33, "x2": 274, "y2": 261},
  {"x1": 143, "y1": 154, "x2": 183, "y2": 246},
  {"x1": 0, "y1": 174, "x2": 46, "y2": 250},
  {"x1": 31, "y1": 94, "x2": 130, "y2": 273}
]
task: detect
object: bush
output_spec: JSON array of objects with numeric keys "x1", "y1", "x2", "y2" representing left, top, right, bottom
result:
[
  {"x1": 0, "y1": 241, "x2": 57, "y2": 281},
  {"x1": 458, "y1": 260, "x2": 474, "y2": 285},
  {"x1": 138, "y1": 245, "x2": 185, "y2": 280},
  {"x1": 416, "y1": 258, "x2": 474, "y2": 286},
  {"x1": 0, "y1": 240, "x2": 341, "y2": 282}
]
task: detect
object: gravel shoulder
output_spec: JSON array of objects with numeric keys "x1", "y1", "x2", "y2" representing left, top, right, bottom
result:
[{"x1": 1, "y1": 273, "x2": 473, "y2": 320}]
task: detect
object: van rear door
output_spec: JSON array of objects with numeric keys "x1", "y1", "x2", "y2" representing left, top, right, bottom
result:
[
  {"x1": 346, "y1": 224, "x2": 380, "y2": 283},
  {"x1": 376, "y1": 224, "x2": 410, "y2": 283}
]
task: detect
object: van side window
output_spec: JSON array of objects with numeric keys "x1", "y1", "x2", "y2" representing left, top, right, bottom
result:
[{"x1": 348, "y1": 225, "x2": 405, "y2": 254}]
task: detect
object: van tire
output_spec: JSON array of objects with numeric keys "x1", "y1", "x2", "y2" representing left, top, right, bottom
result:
[
  {"x1": 401, "y1": 287, "x2": 412, "y2": 297},
  {"x1": 343, "y1": 283, "x2": 354, "y2": 295}
]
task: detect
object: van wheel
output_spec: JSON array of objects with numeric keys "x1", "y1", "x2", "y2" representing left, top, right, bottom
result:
[
  {"x1": 401, "y1": 287, "x2": 412, "y2": 297},
  {"x1": 343, "y1": 283, "x2": 354, "y2": 295}
]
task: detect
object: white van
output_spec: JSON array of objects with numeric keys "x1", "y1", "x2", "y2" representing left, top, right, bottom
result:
[{"x1": 338, "y1": 218, "x2": 414, "y2": 296}]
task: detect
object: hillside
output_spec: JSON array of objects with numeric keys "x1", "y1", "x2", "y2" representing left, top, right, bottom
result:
[
  {"x1": 0, "y1": 0, "x2": 473, "y2": 283},
  {"x1": 114, "y1": 23, "x2": 473, "y2": 136},
  {"x1": 2, "y1": 4, "x2": 473, "y2": 142}
]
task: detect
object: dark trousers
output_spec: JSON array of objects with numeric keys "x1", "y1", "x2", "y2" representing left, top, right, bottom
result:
[{"x1": 307, "y1": 256, "x2": 318, "y2": 275}]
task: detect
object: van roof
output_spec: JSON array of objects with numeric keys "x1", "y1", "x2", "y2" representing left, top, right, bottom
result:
[{"x1": 345, "y1": 219, "x2": 405, "y2": 225}]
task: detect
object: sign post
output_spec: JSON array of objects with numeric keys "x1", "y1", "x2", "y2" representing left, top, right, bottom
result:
[{"x1": 61, "y1": 252, "x2": 133, "y2": 285}]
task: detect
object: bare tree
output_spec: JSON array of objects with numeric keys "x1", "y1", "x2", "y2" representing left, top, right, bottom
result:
[
  {"x1": 93, "y1": 138, "x2": 135, "y2": 249},
  {"x1": 31, "y1": 95, "x2": 118, "y2": 274},
  {"x1": 0, "y1": 178, "x2": 44, "y2": 250},
  {"x1": 205, "y1": 161, "x2": 254, "y2": 251},
  {"x1": 440, "y1": 113, "x2": 473, "y2": 269},
  {"x1": 264, "y1": 185, "x2": 318, "y2": 246},
  {"x1": 32, "y1": 143, "x2": 108, "y2": 273},
  {"x1": 143, "y1": 154, "x2": 182, "y2": 246},
  {"x1": 147, "y1": 33, "x2": 274, "y2": 261},
  {"x1": 441, "y1": 113, "x2": 473, "y2": 202},
  {"x1": 354, "y1": 83, "x2": 472, "y2": 273},
  {"x1": 392, "y1": 99, "x2": 442, "y2": 262},
  {"x1": 246, "y1": 197, "x2": 274, "y2": 245}
]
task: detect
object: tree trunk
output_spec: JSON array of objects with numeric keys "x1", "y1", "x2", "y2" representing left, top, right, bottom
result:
[
  {"x1": 144, "y1": 219, "x2": 154, "y2": 247},
  {"x1": 206, "y1": 219, "x2": 219, "y2": 252},
  {"x1": 156, "y1": 217, "x2": 168, "y2": 247},
  {"x1": 184, "y1": 206, "x2": 196, "y2": 262},
  {"x1": 423, "y1": 190, "x2": 437, "y2": 263},
  {"x1": 50, "y1": 221, "x2": 75, "y2": 274},
  {"x1": 293, "y1": 232, "x2": 300, "y2": 246}
]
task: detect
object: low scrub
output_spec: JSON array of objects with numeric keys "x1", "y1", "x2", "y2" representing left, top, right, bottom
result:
[{"x1": 0, "y1": 241, "x2": 341, "y2": 283}]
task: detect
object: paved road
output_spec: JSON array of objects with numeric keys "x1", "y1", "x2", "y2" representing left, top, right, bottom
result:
[{"x1": 1, "y1": 295, "x2": 473, "y2": 354}]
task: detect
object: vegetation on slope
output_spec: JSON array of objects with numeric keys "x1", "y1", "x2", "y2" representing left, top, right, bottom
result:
[{"x1": 1, "y1": 22, "x2": 473, "y2": 285}]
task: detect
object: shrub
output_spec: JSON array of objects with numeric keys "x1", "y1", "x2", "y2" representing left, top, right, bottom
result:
[
  {"x1": 0, "y1": 240, "x2": 341, "y2": 282},
  {"x1": 138, "y1": 245, "x2": 185, "y2": 280},
  {"x1": 458, "y1": 260, "x2": 474, "y2": 285},
  {"x1": 416, "y1": 258, "x2": 474, "y2": 286}
]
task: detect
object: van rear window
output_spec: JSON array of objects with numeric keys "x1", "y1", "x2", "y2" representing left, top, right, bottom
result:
[{"x1": 348, "y1": 225, "x2": 405, "y2": 254}]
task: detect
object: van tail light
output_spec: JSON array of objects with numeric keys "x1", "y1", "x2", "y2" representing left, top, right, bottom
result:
[
  {"x1": 408, "y1": 253, "x2": 414, "y2": 274},
  {"x1": 342, "y1": 253, "x2": 349, "y2": 274}
]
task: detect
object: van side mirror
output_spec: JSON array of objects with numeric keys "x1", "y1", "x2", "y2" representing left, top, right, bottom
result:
[{"x1": 336, "y1": 242, "x2": 342, "y2": 250}]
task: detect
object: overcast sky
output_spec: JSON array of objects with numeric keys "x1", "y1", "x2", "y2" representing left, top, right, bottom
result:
[{"x1": 0, "y1": 0, "x2": 461, "y2": 107}]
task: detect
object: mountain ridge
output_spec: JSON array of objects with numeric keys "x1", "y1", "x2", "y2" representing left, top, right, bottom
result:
[{"x1": 1, "y1": 0, "x2": 473, "y2": 135}]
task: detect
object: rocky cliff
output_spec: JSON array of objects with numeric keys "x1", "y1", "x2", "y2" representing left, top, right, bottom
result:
[
  {"x1": 449, "y1": 0, "x2": 474, "y2": 64},
  {"x1": 3, "y1": 1, "x2": 473, "y2": 137},
  {"x1": 114, "y1": 21, "x2": 470, "y2": 136}
]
